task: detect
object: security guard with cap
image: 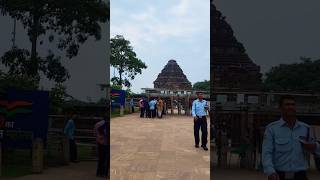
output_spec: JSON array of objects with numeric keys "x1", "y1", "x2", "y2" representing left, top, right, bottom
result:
[
  {"x1": 192, "y1": 91, "x2": 209, "y2": 151},
  {"x1": 262, "y1": 95, "x2": 320, "y2": 180}
]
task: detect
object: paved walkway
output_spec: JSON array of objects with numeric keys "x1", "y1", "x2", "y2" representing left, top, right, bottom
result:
[
  {"x1": 110, "y1": 113, "x2": 210, "y2": 180},
  {"x1": 3, "y1": 162, "x2": 103, "y2": 180}
]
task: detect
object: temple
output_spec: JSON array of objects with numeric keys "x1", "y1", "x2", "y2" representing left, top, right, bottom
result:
[
  {"x1": 211, "y1": 3, "x2": 262, "y2": 91},
  {"x1": 210, "y1": 2, "x2": 320, "y2": 169},
  {"x1": 154, "y1": 60, "x2": 192, "y2": 90}
]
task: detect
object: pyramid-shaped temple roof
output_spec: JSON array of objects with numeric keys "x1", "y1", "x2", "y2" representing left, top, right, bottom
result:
[{"x1": 154, "y1": 59, "x2": 192, "y2": 90}]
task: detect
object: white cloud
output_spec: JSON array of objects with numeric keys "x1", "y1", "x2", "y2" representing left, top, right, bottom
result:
[
  {"x1": 169, "y1": 0, "x2": 191, "y2": 17},
  {"x1": 111, "y1": 0, "x2": 209, "y2": 51},
  {"x1": 111, "y1": 0, "x2": 210, "y2": 93}
]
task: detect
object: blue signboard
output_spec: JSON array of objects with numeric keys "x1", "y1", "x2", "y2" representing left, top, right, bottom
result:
[
  {"x1": 111, "y1": 89, "x2": 125, "y2": 107},
  {"x1": 0, "y1": 90, "x2": 49, "y2": 148}
]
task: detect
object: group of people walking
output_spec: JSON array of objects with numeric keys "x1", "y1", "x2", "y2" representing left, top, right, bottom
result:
[{"x1": 139, "y1": 97, "x2": 166, "y2": 119}]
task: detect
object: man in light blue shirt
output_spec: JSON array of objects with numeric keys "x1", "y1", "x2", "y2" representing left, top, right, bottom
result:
[
  {"x1": 130, "y1": 97, "x2": 134, "y2": 113},
  {"x1": 64, "y1": 114, "x2": 78, "y2": 162},
  {"x1": 149, "y1": 98, "x2": 157, "y2": 118},
  {"x1": 192, "y1": 92, "x2": 209, "y2": 151},
  {"x1": 262, "y1": 95, "x2": 320, "y2": 180}
]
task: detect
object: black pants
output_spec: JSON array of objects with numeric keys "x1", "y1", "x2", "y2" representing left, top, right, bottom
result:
[
  {"x1": 140, "y1": 108, "x2": 145, "y2": 117},
  {"x1": 132, "y1": 106, "x2": 134, "y2": 113},
  {"x1": 276, "y1": 170, "x2": 308, "y2": 180},
  {"x1": 69, "y1": 139, "x2": 77, "y2": 161},
  {"x1": 146, "y1": 109, "x2": 151, "y2": 118},
  {"x1": 97, "y1": 144, "x2": 108, "y2": 176},
  {"x1": 194, "y1": 116, "x2": 208, "y2": 146},
  {"x1": 151, "y1": 110, "x2": 156, "y2": 118}
]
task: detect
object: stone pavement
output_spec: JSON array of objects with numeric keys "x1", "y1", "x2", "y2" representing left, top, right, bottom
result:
[
  {"x1": 2, "y1": 162, "x2": 103, "y2": 180},
  {"x1": 110, "y1": 113, "x2": 210, "y2": 180}
]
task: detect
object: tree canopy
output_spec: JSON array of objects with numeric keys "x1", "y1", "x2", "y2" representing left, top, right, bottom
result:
[
  {"x1": 0, "y1": 70, "x2": 38, "y2": 95},
  {"x1": 263, "y1": 57, "x2": 320, "y2": 92},
  {"x1": 0, "y1": 0, "x2": 109, "y2": 83},
  {"x1": 193, "y1": 80, "x2": 210, "y2": 91},
  {"x1": 110, "y1": 35, "x2": 147, "y2": 88}
]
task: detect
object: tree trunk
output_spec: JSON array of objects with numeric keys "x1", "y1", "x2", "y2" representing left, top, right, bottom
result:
[
  {"x1": 30, "y1": 5, "x2": 40, "y2": 80},
  {"x1": 118, "y1": 71, "x2": 123, "y2": 88},
  {"x1": 118, "y1": 65, "x2": 123, "y2": 88}
]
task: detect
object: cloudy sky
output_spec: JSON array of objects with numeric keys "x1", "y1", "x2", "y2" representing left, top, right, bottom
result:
[
  {"x1": 111, "y1": 0, "x2": 210, "y2": 93},
  {"x1": 214, "y1": 0, "x2": 320, "y2": 74}
]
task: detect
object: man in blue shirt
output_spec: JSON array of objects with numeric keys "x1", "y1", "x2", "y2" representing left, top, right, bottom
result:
[
  {"x1": 64, "y1": 113, "x2": 78, "y2": 162},
  {"x1": 262, "y1": 95, "x2": 320, "y2": 180},
  {"x1": 130, "y1": 97, "x2": 134, "y2": 113},
  {"x1": 149, "y1": 98, "x2": 157, "y2": 118},
  {"x1": 192, "y1": 92, "x2": 209, "y2": 151}
]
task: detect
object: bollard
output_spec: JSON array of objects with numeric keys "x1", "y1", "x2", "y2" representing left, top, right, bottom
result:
[
  {"x1": 32, "y1": 138, "x2": 44, "y2": 173},
  {"x1": 120, "y1": 105, "x2": 124, "y2": 116},
  {"x1": 61, "y1": 137, "x2": 70, "y2": 165}
]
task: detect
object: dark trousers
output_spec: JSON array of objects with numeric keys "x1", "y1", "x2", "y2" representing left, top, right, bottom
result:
[
  {"x1": 140, "y1": 108, "x2": 145, "y2": 117},
  {"x1": 276, "y1": 170, "x2": 308, "y2": 180},
  {"x1": 132, "y1": 106, "x2": 134, "y2": 113},
  {"x1": 97, "y1": 144, "x2": 107, "y2": 176},
  {"x1": 194, "y1": 116, "x2": 208, "y2": 146},
  {"x1": 69, "y1": 139, "x2": 77, "y2": 161},
  {"x1": 146, "y1": 109, "x2": 151, "y2": 118},
  {"x1": 151, "y1": 110, "x2": 156, "y2": 118}
]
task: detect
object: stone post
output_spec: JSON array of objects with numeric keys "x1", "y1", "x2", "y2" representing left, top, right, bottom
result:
[
  {"x1": 61, "y1": 137, "x2": 70, "y2": 165},
  {"x1": 32, "y1": 138, "x2": 44, "y2": 173},
  {"x1": 186, "y1": 96, "x2": 191, "y2": 116},
  {"x1": 170, "y1": 96, "x2": 174, "y2": 115},
  {"x1": 120, "y1": 105, "x2": 124, "y2": 116}
]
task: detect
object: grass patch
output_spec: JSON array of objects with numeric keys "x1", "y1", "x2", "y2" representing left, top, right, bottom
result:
[{"x1": 2, "y1": 149, "x2": 32, "y2": 177}]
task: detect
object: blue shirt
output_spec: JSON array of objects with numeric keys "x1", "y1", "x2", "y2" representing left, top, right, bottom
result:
[
  {"x1": 262, "y1": 118, "x2": 320, "y2": 176},
  {"x1": 192, "y1": 99, "x2": 208, "y2": 117},
  {"x1": 130, "y1": 99, "x2": 134, "y2": 106},
  {"x1": 149, "y1": 100, "x2": 157, "y2": 110},
  {"x1": 64, "y1": 119, "x2": 75, "y2": 140}
]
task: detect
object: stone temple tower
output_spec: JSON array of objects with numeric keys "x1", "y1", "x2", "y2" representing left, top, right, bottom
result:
[
  {"x1": 211, "y1": 2, "x2": 262, "y2": 91},
  {"x1": 154, "y1": 59, "x2": 192, "y2": 90}
]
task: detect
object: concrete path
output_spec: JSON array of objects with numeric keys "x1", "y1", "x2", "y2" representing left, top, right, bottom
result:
[
  {"x1": 110, "y1": 113, "x2": 210, "y2": 180},
  {"x1": 3, "y1": 162, "x2": 103, "y2": 180}
]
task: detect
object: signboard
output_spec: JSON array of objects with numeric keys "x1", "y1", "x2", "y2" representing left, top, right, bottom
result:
[
  {"x1": 110, "y1": 89, "x2": 125, "y2": 107},
  {"x1": 0, "y1": 90, "x2": 49, "y2": 148}
]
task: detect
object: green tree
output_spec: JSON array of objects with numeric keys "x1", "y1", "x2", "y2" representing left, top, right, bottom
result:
[
  {"x1": 0, "y1": 0, "x2": 109, "y2": 83},
  {"x1": 49, "y1": 83, "x2": 67, "y2": 114},
  {"x1": 0, "y1": 71, "x2": 38, "y2": 95},
  {"x1": 111, "y1": 84, "x2": 122, "y2": 90},
  {"x1": 263, "y1": 57, "x2": 320, "y2": 92},
  {"x1": 193, "y1": 80, "x2": 210, "y2": 91},
  {"x1": 110, "y1": 35, "x2": 147, "y2": 88}
]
